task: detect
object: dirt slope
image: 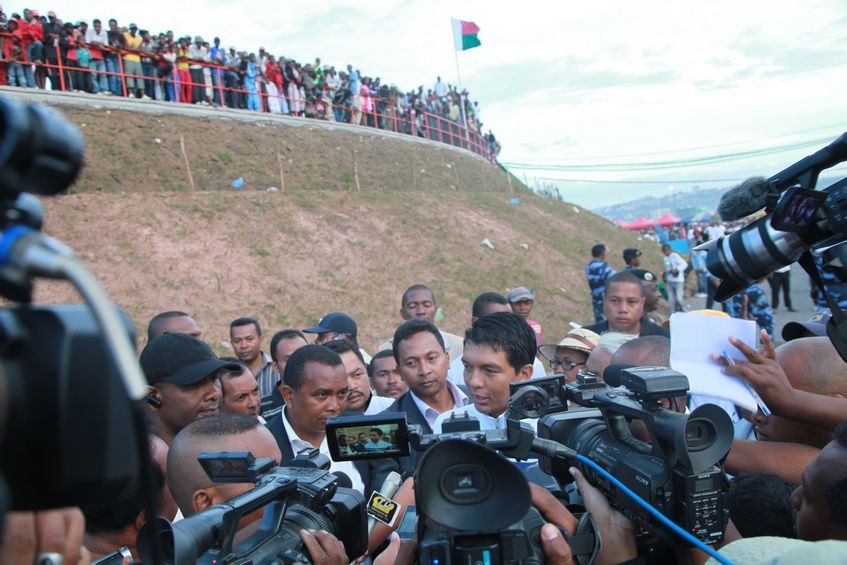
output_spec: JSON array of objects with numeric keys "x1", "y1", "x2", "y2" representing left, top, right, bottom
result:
[{"x1": 29, "y1": 103, "x2": 662, "y2": 353}]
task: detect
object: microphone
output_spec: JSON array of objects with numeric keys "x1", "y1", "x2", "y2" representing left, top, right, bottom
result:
[
  {"x1": 367, "y1": 477, "x2": 416, "y2": 555},
  {"x1": 332, "y1": 472, "x2": 353, "y2": 489},
  {"x1": 717, "y1": 176, "x2": 770, "y2": 221},
  {"x1": 367, "y1": 471, "x2": 403, "y2": 537}
]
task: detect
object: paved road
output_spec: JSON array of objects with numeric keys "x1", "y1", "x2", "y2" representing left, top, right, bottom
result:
[{"x1": 686, "y1": 264, "x2": 818, "y2": 343}]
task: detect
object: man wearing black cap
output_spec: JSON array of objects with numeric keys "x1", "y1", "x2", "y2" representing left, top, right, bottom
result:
[
  {"x1": 623, "y1": 248, "x2": 641, "y2": 271},
  {"x1": 140, "y1": 333, "x2": 241, "y2": 445},
  {"x1": 303, "y1": 311, "x2": 371, "y2": 362}
]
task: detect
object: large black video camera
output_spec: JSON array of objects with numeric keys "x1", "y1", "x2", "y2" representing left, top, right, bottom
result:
[
  {"x1": 512, "y1": 366, "x2": 733, "y2": 546},
  {"x1": 700, "y1": 132, "x2": 847, "y2": 359},
  {"x1": 0, "y1": 95, "x2": 153, "y2": 531},
  {"x1": 138, "y1": 448, "x2": 368, "y2": 564},
  {"x1": 325, "y1": 413, "x2": 599, "y2": 565}
]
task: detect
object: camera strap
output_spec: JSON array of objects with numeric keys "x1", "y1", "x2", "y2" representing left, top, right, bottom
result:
[
  {"x1": 798, "y1": 251, "x2": 847, "y2": 362},
  {"x1": 562, "y1": 511, "x2": 601, "y2": 565}
]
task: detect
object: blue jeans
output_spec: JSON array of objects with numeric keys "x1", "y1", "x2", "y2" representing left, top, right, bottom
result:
[
  {"x1": 333, "y1": 107, "x2": 345, "y2": 122},
  {"x1": 105, "y1": 57, "x2": 121, "y2": 95},
  {"x1": 7, "y1": 63, "x2": 26, "y2": 87},
  {"x1": 142, "y1": 62, "x2": 156, "y2": 98},
  {"x1": 89, "y1": 59, "x2": 107, "y2": 93},
  {"x1": 210, "y1": 68, "x2": 222, "y2": 106}
]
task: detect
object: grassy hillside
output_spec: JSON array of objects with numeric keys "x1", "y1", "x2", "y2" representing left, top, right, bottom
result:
[{"x1": 31, "y1": 103, "x2": 665, "y2": 353}]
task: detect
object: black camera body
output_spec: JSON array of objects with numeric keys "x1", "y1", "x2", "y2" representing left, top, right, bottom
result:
[
  {"x1": 533, "y1": 366, "x2": 733, "y2": 545},
  {"x1": 138, "y1": 449, "x2": 367, "y2": 564}
]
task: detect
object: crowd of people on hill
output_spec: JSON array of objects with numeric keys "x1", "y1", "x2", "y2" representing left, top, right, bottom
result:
[{"x1": 0, "y1": 7, "x2": 502, "y2": 159}]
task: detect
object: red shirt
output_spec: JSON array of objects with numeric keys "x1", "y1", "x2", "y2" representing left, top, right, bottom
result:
[
  {"x1": 19, "y1": 18, "x2": 44, "y2": 45},
  {"x1": 527, "y1": 319, "x2": 543, "y2": 344}
]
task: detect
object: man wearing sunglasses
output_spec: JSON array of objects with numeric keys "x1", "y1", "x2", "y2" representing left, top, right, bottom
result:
[{"x1": 538, "y1": 328, "x2": 600, "y2": 382}]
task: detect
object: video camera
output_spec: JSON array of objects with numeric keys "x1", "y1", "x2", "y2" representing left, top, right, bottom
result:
[
  {"x1": 0, "y1": 95, "x2": 154, "y2": 533},
  {"x1": 699, "y1": 132, "x2": 847, "y2": 359},
  {"x1": 138, "y1": 448, "x2": 368, "y2": 564},
  {"x1": 325, "y1": 413, "x2": 599, "y2": 565},
  {"x1": 511, "y1": 367, "x2": 733, "y2": 546}
]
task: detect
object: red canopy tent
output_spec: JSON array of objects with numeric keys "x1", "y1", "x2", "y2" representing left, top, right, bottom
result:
[
  {"x1": 623, "y1": 216, "x2": 653, "y2": 230},
  {"x1": 655, "y1": 213, "x2": 681, "y2": 226}
]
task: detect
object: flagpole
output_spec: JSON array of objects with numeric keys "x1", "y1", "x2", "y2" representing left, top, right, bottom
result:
[{"x1": 453, "y1": 29, "x2": 470, "y2": 142}]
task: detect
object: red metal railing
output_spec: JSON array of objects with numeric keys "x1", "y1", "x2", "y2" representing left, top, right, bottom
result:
[{"x1": 0, "y1": 35, "x2": 497, "y2": 161}]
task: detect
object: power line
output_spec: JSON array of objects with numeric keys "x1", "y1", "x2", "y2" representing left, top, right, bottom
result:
[
  {"x1": 502, "y1": 136, "x2": 833, "y2": 172},
  {"x1": 505, "y1": 123, "x2": 846, "y2": 163},
  {"x1": 534, "y1": 176, "x2": 744, "y2": 185}
]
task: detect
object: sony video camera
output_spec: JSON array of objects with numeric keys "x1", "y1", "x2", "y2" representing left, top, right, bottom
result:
[
  {"x1": 137, "y1": 448, "x2": 367, "y2": 564},
  {"x1": 513, "y1": 367, "x2": 732, "y2": 546},
  {"x1": 325, "y1": 413, "x2": 599, "y2": 565}
]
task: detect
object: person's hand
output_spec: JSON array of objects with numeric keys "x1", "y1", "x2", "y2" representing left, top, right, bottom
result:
[
  {"x1": 529, "y1": 483, "x2": 576, "y2": 564},
  {"x1": 571, "y1": 468, "x2": 637, "y2": 565},
  {"x1": 0, "y1": 507, "x2": 90, "y2": 565},
  {"x1": 712, "y1": 331, "x2": 797, "y2": 415},
  {"x1": 372, "y1": 532, "x2": 418, "y2": 565},
  {"x1": 297, "y1": 529, "x2": 347, "y2": 565}
]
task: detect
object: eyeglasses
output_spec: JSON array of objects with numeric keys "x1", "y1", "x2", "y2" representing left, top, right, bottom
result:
[{"x1": 549, "y1": 359, "x2": 584, "y2": 371}]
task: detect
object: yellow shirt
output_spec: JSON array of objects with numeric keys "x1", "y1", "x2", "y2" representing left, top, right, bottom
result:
[
  {"x1": 123, "y1": 32, "x2": 142, "y2": 62},
  {"x1": 176, "y1": 47, "x2": 190, "y2": 70}
]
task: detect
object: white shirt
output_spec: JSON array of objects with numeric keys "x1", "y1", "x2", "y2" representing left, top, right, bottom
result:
[
  {"x1": 363, "y1": 393, "x2": 395, "y2": 415},
  {"x1": 409, "y1": 380, "x2": 469, "y2": 429},
  {"x1": 664, "y1": 252, "x2": 688, "y2": 283},
  {"x1": 432, "y1": 402, "x2": 538, "y2": 434},
  {"x1": 447, "y1": 356, "x2": 547, "y2": 386},
  {"x1": 280, "y1": 407, "x2": 365, "y2": 495}
]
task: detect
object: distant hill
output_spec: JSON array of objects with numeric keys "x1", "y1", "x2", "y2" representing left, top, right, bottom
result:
[
  {"x1": 593, "y1": 187, "x2": 726, "y2": 222},
  {"x1": 592, "y1": 174, "x2": 845, "y2": 223}
]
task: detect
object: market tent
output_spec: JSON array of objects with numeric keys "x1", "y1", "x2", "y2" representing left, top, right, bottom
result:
[{"x1": 655, "y1": 213, "x2": 681, "y2": 226}]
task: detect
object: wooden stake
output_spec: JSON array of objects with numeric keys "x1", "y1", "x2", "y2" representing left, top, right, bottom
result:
[
  {"x1": 352, "y1": 149, "x2": 361, "y2": 192},
  {"x1": 276, "y1": 149, "x2": 285, "y2": 193},
  {"x1": 180, "y1": 134, "x2": 196, "y2": 194},
  {"x1": 452, "y1": 162, "x2": 460, "y2": 191},
  {"x1": 411, "y1": 154, "x2": 416, "y2": 190},
  {"x1": 507, "y1": 170, "x2": 514, "y2": 194}
]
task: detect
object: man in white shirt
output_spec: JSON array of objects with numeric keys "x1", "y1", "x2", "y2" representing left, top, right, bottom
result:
[
  {"x1": 662, "y1": 244, "x2": 689, "y2": 313},
  {"x1": 265, "y1": 345, "x2": 398, "y2": 496},
  {"x1": 322, "y1": 339, "x2": 394, "y2": 415},
  {"x1": 434, "y1": 312, "x2": 537, "y2": 433}
]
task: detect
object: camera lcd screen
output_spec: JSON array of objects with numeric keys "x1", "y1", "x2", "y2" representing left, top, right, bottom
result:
[
  {"x1": 198, "y1": 451, "x2": 255, "y2": 481},
  {"x1": 772, "y1": 187, "x2": 827, "y2": 232},
  {"x1": 326, "y1": 413, "x2": 410, "y2": 462}
]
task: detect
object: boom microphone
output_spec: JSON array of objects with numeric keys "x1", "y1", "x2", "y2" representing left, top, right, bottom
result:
[{"x1": 717, "y1": 177, "x2": 770, "y2": 221}]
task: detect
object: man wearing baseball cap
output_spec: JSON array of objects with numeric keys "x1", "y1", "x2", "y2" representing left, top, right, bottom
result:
[
  {"x1": 303, "y1": 311, "x2": 371, "y2": 362},
  {"x1": 141, "y1": 333, "x2": 241, "y2": 445},
  {"x1": 782, "y1": 313, "x2": 832, "y2": 342},
  {"x1": 508, "y1": 286, "x2": 543, "y2": 344},
  {"x1": 623, "y1": 248, "x2": 642, "y2": 271},
  {"x1": 538, "y1": 328, "x2": 600, "y2": 382}
]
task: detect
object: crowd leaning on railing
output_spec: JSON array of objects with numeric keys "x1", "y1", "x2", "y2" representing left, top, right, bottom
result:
[{"x1": 0, "y1": 7, "x2": 502, "y2": 161}]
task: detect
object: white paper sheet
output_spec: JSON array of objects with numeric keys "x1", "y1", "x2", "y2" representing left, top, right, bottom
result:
[{"x1": 669, "y1": 312, "x2": 759, "y2": 412}]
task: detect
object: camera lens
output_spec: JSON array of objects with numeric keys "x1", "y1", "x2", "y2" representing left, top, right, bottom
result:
[
  {"x1": 705, "y1": 216, "x2": 807, "y2": 302},
  {"x1": 684, "y1": 419, "x2": 716, "y2": 451}
]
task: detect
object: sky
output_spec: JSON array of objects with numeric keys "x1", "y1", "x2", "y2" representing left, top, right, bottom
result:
[{"x1": 15, "y1": 0, "x2": 847, "y2": 208}]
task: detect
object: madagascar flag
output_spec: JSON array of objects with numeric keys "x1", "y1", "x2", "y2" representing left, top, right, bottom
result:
[{"x1": 452, "y1": 19, "x2": 481, "y2": 51}]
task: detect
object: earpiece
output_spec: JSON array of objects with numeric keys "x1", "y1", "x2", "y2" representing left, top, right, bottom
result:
[{"x1": 146, "y1": 394, "x2": 161, "y2": 408}]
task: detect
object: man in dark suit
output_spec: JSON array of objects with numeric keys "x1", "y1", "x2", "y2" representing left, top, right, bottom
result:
[
  {"x1": 383, "y1": 318, "x2": 469, "y2": 474},
  {"x1": 265, "y1": 344, "x2": 397, "y2": 496},
  {"x1": 583, "y1": 271, "x2": 670, "y2": 338}
]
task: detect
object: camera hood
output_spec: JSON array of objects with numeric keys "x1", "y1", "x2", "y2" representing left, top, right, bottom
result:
[
  {"x1": 415, "y1": 439, "x2": 530, "y2": 532},
  {"x1": 675, "y1": 404, "x2": 733, "y2": 474}
]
